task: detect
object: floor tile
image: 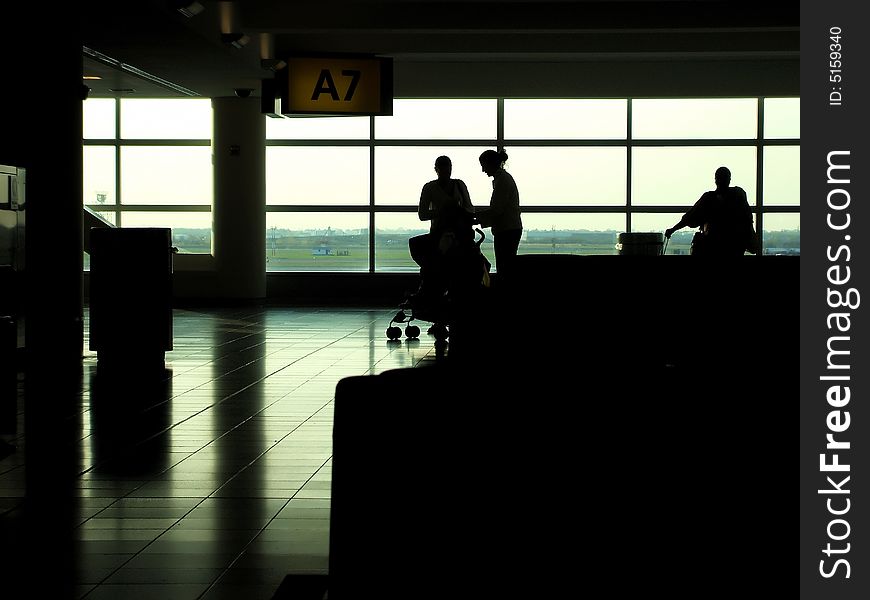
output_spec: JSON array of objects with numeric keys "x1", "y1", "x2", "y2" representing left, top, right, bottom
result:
[{"x1": 3, "y1": 306, "x2": 435, "y2": 600}]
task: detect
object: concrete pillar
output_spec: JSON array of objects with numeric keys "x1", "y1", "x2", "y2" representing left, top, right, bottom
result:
[
  {"x1": 2, "y1": 7, "x2": 82, "y2": 366},
  {"x1": 211, "y1": 97, "x2": 266, "y2": 299}
]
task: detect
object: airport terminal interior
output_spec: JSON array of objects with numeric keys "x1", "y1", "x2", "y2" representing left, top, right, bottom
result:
[{"x1": 2, "y1": 2, "x2": 798, "y2": 598}]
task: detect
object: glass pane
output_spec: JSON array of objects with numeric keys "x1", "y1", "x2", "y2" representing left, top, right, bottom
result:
[
  {"x1": 763, "y1": 98, "x2": 800, "y2": 139},
  {"x1": 267, "y1": 147, "x2": 369, "y2": 205},
  {"x1": 375, "y1": 99, "x2": 497, "y2": 139},
  {"x1": 504, "y1": 99, "x2": 627, "y2": 140},
  {"x1": 374, "y1": 147, "x2": 492, "y2": 206},
  {"x1": 632, "y1": 99, "x2": 757, "y2": 139},
  {"x1": 762, "y1": 212, "x2": 800, "y2": 255},
  {"x1": 83, "y1": 146, "x2": 116, "y2": 206},
  {"x1": 83, "y1": 98, "x2": 116, "y2": 139},
  {"x1": 121, "y1": 99, "x2": 212, "y2": 139},
  {"x1": 267, "y1": 115, "x2": 370, "y2": 139},
  {"x1": 520, "y1": 213, "x2": 624, "y2": 256},
  {"x1": 266, "y1": 212, "x2": 369, "y2": 271},
  {"x1": 631, "y1": 213, "x2": 698, "y2": 255},
  {"x1": 505, "y1": 147, "x2": 627, "y2": 206},
  {"x1": 121, "y1": 147, "x2": 213, "y2": 205},
  {"x1": 763, "y1": 146, "x2": 800, "y2": 205},
  {"x1": 632, "y1": 146, "x2": 757, "y2": 206},
  {"x1": 374, "y1": 212, "x2": 430, "y2": 272},
  {"x1": 120, "y1": 211, "x2": 212, "y2": 254}
]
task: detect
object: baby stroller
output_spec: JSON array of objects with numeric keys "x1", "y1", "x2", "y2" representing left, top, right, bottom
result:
[{"x1": 387, "y1": 212, "x2": 490, "y2": 347}]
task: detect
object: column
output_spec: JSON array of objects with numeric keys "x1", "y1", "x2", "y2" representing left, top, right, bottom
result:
[
  {"x1": 212, "y1": 97, "x2": 266, "y2": 299},
  {"x1": 0, "y1": 7, "x2": 83, "y2": 365}
]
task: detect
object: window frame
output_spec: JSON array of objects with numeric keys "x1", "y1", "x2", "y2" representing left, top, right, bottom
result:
[{"x1": 83, "y1": 96, "x2": 800, "y2": 271}]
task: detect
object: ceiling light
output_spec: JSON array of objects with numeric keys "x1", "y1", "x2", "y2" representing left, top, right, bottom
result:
[
  {"x1": 172, "y1": 1, "x2": 204, "y2": 18},
  {"x1": 258, "y1": 34, "x2": 285, "y2": 70},
  {"x1": 221, "y1": 32, "x2": 250, "y2": 49},
  {"x1": 82, "y1": 75, "x2": 102, "y2": 80},
  {"x1": 260, "y1": 58, "x2": 286, "y2": 71}
]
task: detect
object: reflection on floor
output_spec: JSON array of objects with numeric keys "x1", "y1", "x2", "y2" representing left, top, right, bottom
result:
[{"x1": 0, "y1": 307, "x2": 435, "y2": 600}]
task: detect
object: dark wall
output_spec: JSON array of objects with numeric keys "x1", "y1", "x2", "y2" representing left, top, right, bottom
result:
[{"x1": 394, "y1": 58, "x2": 799, "y2": 98}]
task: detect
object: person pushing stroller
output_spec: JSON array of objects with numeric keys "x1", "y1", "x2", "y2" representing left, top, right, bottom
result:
[{"x1": 405, "y1": 155, "x2": 478, "y2": 309}]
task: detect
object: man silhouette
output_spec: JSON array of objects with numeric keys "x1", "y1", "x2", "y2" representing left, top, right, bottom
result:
[{"x1": 665, "y1": 166, "x2": 758, "y2": 256}]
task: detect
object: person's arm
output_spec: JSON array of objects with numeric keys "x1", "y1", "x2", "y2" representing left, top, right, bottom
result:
[
  {"x1": 735, "y1": 187, "x2": 752, "y2": 221},
  {"x1": 666, "y1": 195, "x2": 706, "y2": 237},
  {"x1": 418, "y1": 184, "x2": 433, "y2": 221},
  {"x1": 735, "y1": 187, "x2": 760, "y2": 253},
  {"x1": 665, "y1": 216, "x2": 690, "y2": 239},
  {"x1": 476, "y1": 175, "x2": 508, "y2": 227},
  {"x1": 457, "y1": 180, "x2": 473, "y2": 211}
]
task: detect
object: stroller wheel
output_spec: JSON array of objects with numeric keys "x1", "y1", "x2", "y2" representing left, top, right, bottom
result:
[
  {"x1": 405, "y1": 325, "x2": 421, "y2": 339},
  {"x1": 386, "y1": 326, "x2": 402, "y2": 340}
]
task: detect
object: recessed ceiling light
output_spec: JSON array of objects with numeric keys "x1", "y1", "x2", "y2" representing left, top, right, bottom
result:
[
  {"x1": 173, "y1": 1, "x2": 204, "y2": 18},
  {"x1": 83, "y1": 75, "x2": 102, "y2": 80},
  {"x1": 221, "y1": 32, "x2": 250, "y2": 49}
]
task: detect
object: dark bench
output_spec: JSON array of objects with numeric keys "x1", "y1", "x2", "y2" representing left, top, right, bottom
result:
[{"x1": 276, "y1": 255, "x2": 798, "y2": 598}]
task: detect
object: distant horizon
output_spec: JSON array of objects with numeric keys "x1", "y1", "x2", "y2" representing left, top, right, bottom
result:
[{"x1": 85, "y1": 221, "x2": 801, "y2": 235}]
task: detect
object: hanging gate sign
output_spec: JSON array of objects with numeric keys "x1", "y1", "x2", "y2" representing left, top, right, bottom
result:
[{"x1": 275, "y1": 55, "x2": 393, "y2": 116}]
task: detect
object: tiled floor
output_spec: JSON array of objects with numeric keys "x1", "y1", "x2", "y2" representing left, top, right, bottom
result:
[{"x1": 0, "y1": 306, "x2": 436, "y2": 599}]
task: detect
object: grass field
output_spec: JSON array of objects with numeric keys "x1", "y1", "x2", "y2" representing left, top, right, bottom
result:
[
  {"x1": 262, "y1": 240, "x2": 695, "y2": 271},
  {"x1": 86, "y1": 230, "x2": 782, "y2": 272}
]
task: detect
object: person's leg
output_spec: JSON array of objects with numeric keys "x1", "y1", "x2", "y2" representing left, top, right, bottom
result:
[
  {"x1": 493, "y1": 233, "x2": 504, "y2": 275},
  {"x1": 494, "y1": 229, "x2": 522, "y2": 278},
  {"x1": 505, "y1": 229, "x2": 522, "y2": 264}
]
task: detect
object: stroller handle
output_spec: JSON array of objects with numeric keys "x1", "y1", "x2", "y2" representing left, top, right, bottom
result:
[{"x1": 474, "y1": 227, "x2": 486, "y2": 247}]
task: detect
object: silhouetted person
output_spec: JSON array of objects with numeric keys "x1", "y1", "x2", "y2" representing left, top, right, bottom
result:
[
  {"x1": 407, "y1": 155, "x2": 475, "y2": 304},
  {"x1": 665, "y1": 166, "x2": 759, "y2": 256},
  {"x1": 475, "y1": 149, "x2": 523, "y2": 278},
  {"x1": 418, "y1": 155, "x2": 473, "y2": 235}
]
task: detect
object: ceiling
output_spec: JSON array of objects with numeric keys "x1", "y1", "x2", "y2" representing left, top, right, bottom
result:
[{"x1": 81, "y1": 1, "x2": 799, "y2": 98}]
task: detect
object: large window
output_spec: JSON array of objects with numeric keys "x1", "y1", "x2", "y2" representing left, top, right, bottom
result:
[
  {"x1": 374, "y1": 146, "x2": 492, "y2": 206},
  {"x1": 266, "y1": 212, "x2": 369, "y2": 272},
  {"x1": 631, "y1": 146, "x2": 758, "y2": 206},
  {"x1": 266, "y1": 97, "x2": 799, "y2": 268},
  {"x1": 374, "y1": 99, "x2": 497, "y2": 139},
  {"x1": 631, "y1": 98, "x2": 758, "y2": 139},
  {"x1": 82, "y1": 98, "x2": 213, "y2": 259},
  {"x1": 84, "y1": 96, "x2": 800, "y2": 272},
  {"x1": 504, "y1": 147, "x2": 627, "y2": 206},
  {"x1": 504, "y1": 99, "x2": 627, "y2": 140}
]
